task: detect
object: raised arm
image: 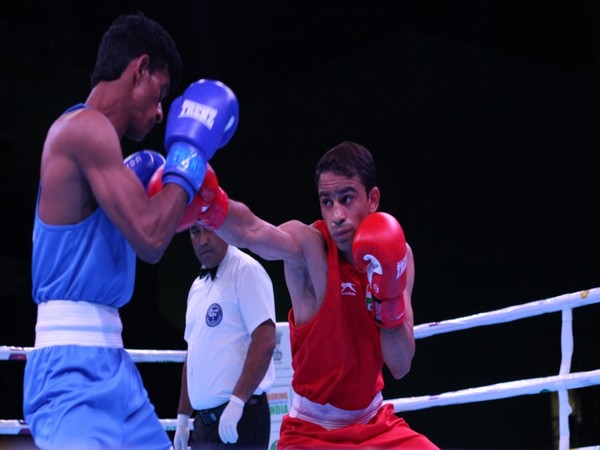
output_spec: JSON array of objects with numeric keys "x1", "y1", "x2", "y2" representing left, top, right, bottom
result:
[
  {"x1": 54, "y1": 80, "x2": 237, "y2": 263},
  {"x1": 380, "y1": 244, "x2": 416, "y2": 379},
  {"x1": 352, "y1": 212, "x2": 416, "y2": 379},
  {"x1": 39, "y1": 109, "x2": 188, "y2": 263}
]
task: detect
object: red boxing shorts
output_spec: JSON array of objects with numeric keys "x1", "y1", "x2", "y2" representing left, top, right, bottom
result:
[{"x1": 277, "y1": 403, "x2": 439, "y2": 449}]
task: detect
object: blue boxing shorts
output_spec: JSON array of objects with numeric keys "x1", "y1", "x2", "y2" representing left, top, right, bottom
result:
[{"x1": 23, "y1": 345, "x2": 171, "y2": 450}]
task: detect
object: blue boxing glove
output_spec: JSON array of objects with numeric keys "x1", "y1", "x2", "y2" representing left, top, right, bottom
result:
[
  {"x1": 124, "y1": 150, "x2": 166, "y2": 189},
  {"x1": 163, "y1": 79, "x2": 239, "y2": 203}
]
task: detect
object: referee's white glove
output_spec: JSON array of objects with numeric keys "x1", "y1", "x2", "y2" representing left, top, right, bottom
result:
[
  {"x1": 218, "y1": 395, "x2": 245, "y2": 443},
  {"x1": 173, "y1": 413, "x2": 190, "y2": 450}
]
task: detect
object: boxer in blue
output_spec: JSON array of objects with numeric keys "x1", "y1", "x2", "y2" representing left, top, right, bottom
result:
[{"x1": 23, "y1": 12, "x2": 239, "y2": 449}]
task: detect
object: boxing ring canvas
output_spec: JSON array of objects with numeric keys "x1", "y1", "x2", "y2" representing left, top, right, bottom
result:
[{"x1": 2, "y1": 287, "x2": 599, "y2": 449}]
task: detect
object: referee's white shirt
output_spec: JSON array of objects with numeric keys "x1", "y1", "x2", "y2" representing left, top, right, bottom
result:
[{"x1": 184, "y1": 246, "x2": 276, "y2": 410}]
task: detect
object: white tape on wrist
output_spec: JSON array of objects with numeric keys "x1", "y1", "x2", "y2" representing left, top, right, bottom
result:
[
  {"x1": 230, "y1": 395, "x2": 245, "y2": 407},
  {"x1": 176, "y1": 413, "x2": 190, "y2": 426}
]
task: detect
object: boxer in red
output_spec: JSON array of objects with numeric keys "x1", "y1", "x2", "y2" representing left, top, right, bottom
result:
[{"x1": 193, "y1": 141, "x2": 438, "y2": 449}]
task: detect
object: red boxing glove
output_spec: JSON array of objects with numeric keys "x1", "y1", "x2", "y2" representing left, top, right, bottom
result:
[
  {"x1": 352, "y1": 212, "x2": 408, "y2": 328},
  {"x1": 147, "y1": 164, "x2": 229, "y2": 232},
  {"x1": 147, "y1": 165, "x2": 202, "y2": 233},
  {"x1": 196, "y1": 165, "x2": 229, "y2": 230}
]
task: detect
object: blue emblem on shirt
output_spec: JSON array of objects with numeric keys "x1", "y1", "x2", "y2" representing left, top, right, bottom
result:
[{"x1": 206, "y1": 303, "x2": 223, "y2": 327}]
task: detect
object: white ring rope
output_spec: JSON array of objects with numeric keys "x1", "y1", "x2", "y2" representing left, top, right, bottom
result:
[
  {"x1": 559, "y1": 307, "x2": 574, "y2": 449},
  {"x1": 393, "y1": 287, "x2": 600, "y2": 450},
  {"x1": 0, "y1": 419, "x2": 186, "y2": 435},
  {"x1": 387, "y1": 368, "x2": 600, "y2": 411},
  {"x1": 413, "y1": 288, "x2": 600, "y2": 339},
  {"x1": 2, "y1": 287, "x2": 600, "y2": 449},
  {"x1": 0, "y1": 347, "x2": 186, "y2": 363}
]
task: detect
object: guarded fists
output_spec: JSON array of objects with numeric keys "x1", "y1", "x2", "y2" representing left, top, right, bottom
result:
[
  {"x1": 162, "y1": 79, "x2": 238, "y2": 204},
  {"x1": 352, "y1": 212, "x2": 408, "y2": 329}
]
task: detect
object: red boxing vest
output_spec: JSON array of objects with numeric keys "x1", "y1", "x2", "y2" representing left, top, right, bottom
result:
[{"x1": 288, "y1": 220, "x2": 384, "y2": 410}]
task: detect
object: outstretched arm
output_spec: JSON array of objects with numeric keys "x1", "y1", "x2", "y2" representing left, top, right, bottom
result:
[
  {"x1": 187, "y1": 164, "x2": 314, "y2": 263},
  {"x1": 216, "y1": 200, "x2": 304, "y2": 262}
]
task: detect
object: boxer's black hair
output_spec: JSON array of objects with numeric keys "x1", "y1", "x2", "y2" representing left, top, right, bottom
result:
[
  {"x1": 90, "y1": 12, "x2": 182, "y2": 89},
  {"x1": 315, "y1": 141, "x2": 377, "y2": 194}
]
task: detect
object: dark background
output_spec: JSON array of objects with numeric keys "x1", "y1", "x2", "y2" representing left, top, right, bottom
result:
[{"x1": 1, "y1": 1, "x2": 600, "y2": 448}]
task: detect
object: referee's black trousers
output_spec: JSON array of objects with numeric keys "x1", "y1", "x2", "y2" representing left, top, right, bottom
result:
[{"x1": 191, "y1": 393, "x2": 270, "y2": 450}]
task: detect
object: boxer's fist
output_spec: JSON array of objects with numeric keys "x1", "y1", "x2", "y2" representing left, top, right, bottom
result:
[
  {"x1": 146, "y1": 163, "x2": 228, "y2": 233},
  {"x1": 196, "y1": 165, "x2": 229, "y2": 230},
  {"x1": 147, "y1": 165, "x2": 202, "y2": 233},
  {"x1": 352, "y1": 212, "x2": 408, "y2": 328},
  {"x1": 163, "y1": 79, "x2": 238, "y2": 203},
  {"x1": 123, "y1": 150, "x2": 165, "y2": 189}
]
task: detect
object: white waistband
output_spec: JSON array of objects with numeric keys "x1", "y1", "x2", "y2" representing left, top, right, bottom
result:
[
  {"x1": 35, "y1": 300, "x2": 123, "y2": 349},
  {"x1": 289, "y1": 390, "x2": 383, "y2": 430}
]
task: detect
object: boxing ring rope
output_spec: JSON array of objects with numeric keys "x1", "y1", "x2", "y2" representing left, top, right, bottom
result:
[
  {"x1": 2, "y1": 287, "x2": 600, "y2": 449},
  {"x1": 389, "y1": 287, "x2": 600, "y2": 450}
]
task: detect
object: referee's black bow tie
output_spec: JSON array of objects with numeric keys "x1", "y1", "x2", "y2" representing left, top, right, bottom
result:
[{"x1": 199, "y1": 265, "x2": 218, "y2": 281}]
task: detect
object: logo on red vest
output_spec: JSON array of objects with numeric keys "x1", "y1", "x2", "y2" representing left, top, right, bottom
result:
[{"x1": 341, "y1": 282, "x2": 357, "y2": 296}]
